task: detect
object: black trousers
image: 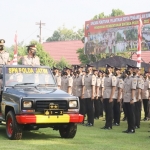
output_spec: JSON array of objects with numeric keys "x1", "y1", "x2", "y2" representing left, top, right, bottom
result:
[
  {"x1": 79, "y1": 97, "x2": 86, "y2": 116},
  {"x1": 124, "y1": 102, "x2": 135, "y2": 131},
  {"x1": 103, "y1": 99, "x2": 113, "y2": 128},
  {"x1": 143, "y1": 99, "x2": 149, "y2": 118},
  {"x1": 113, "y1": 99, "x2": 121, "y2": 124},
  {"x1": 134, "y1": 101, "x2": 140, "y2": 127},
  {"x1": 138, "y1": 101, "x2": 142, "y2": 122},
  {"x1": 99, "y1": 97, "x2": 104, "y2": 117},
  {"x1": 85, "y1": 98, "x2": 94, "y2": 125},
  {"x1": 0, "y1": 93, "x2": 2, "y2": 112},
  {"x1": 122, "y1": 102, "x2": 127, "y2": 118},
  {"x1": 94, "y1": 99, "x2": 100, "y2": 118}
]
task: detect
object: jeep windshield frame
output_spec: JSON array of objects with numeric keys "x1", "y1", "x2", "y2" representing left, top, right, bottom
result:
[{"x1": 2, "y1": 65, "x2": 57, "y2": 88}]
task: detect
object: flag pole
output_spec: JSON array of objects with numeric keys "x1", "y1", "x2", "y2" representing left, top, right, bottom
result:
[{"x1": 137, "y1": 17, "x2": 143, "y2": 68}]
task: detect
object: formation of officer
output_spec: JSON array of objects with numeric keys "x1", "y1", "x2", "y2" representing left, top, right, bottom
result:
[{"x1": 57, "y1": 63, "x2": 150, "y2": 135}]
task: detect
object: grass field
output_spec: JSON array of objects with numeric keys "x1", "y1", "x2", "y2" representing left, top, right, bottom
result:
[{"x1": 0, "y1": 117, "x2": 150, "y2": 150}]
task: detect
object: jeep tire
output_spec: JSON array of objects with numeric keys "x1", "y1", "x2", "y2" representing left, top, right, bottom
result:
[
  {"x1": 59, "y1": 123, "x2": 77, "y2": 138},
  {"x1": 6, "y1": 110, "x2": 23, "y2": 140}
]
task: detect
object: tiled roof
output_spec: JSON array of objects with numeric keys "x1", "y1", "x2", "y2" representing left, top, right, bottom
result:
[
  {"x1": 132, "y1": 51, "x2": 150, "y2": 63},
  {"x1": 42, "y1": 41, "x2": 84, "y2": 65}
]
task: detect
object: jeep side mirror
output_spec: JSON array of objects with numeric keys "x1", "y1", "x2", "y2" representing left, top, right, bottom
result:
[{"x1": 0, "y1": 74, "x2": 3, "y2": 79}]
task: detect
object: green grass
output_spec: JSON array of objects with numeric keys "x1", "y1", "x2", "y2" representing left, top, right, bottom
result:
[{"x1": 0, "y1": 117, "x2": 150, "y2": 150}]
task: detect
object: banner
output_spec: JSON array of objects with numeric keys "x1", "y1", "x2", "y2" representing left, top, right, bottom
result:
[{"x1": 84, "y1": 12, "x2": 150, "y2": 54}]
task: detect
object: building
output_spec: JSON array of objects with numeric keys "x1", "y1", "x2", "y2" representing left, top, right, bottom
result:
[
  {"x1": 131, "y1": 51, "x2": 150, "y2": 64},
  {"x1": 42, "y1": 40, "x2": 84, "y2": 65}
]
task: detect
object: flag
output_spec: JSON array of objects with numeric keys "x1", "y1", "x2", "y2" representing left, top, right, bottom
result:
[
  {"x1": 12, "y1": 33, "x2": 18, "y2": 65},
  {"x1": 137, "y1": 17, "x2": 143, "y2": 68}
]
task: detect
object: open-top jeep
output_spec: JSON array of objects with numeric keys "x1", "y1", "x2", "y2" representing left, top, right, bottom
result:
[{"x1": 0, "y1": 65, "x2": 83, "y2": 140}]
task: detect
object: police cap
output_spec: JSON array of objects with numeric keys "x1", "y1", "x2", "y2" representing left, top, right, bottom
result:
[
  {"x1": 144, "y1": 70, "x2": 149, "y2": 74},
  {"x1": 115, "y1": 67, "x2": 121, "y2": 71},
  {"x1": 126, "y1": 64, "x2": 138, "y2": 69},
  {"x1": 26, "y1": 44, "x2": 37, "y2": 51},
  {"x1": 76, "y1": 65, "x2": 83, "y2": 69},
  {"x1": 86, "y1": 64, "x2": 94, "y2": 68},
  {"x1": 65, "y1": 66, "x2": 72, "y2": 71},
  {"x1": 0, "y1": 39, "x2": 5, "y2": 45},
  {"x1": 106, "y1": 64, "x2": 114, "y2": 68},
  {"x1": 53, "y1": 66, "x2": 59, "y2": 70}
]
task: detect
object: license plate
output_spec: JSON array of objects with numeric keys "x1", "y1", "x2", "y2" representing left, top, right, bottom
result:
[{"x1": 44, "y1": 109, "x2": 63, "y2": 115}]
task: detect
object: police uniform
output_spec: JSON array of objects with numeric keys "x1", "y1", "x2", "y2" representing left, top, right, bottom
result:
[
  {"x1": 83, "y1": 65, "x2": 96, "y2": 126},
  {"x1": 62, "y1": 69, "x2": 73, "y2": 94},
  {"x1": 22, "y1": 45, "x2": 40, "y2": 65},
  {"x1": 72, "y1": 73, "x2": 85, "y2": 115},
  {"x1": 60, "y1": 74, "x2": 66, "y2": 91},
  {"x1": 103, "y1": 66, "x2": 117, "y2": 129},
  {"x1": 0, "y1": 39, "x2": 10, "y2": 103},
  {"x1": 0, "y1": 39, "x2": 10, "y2": 65},
  {"x1": 94, "y1": 74, "x2": 101, "y2": 119},
  {"x1": 123, "y1": 65, "x2": 137, "y2": 133},
  {"x1": 54, "y1": 74, "x2": 61, "y2": 88},
  {"x1": 142, "y1": 75, "x2": 150, "y2": 120},
  {"x1": 99, "y1": 74, "x2": 105, "y2": 117},
  {"x1": 134, "y1": 73, "x2": 144, "y2": 128},
  {"x1": 113, "y1": 68, "x2": 124, "y2": 126},
  {"x1": 53, "y1": 67, "x2": 61, "y2": 89}
]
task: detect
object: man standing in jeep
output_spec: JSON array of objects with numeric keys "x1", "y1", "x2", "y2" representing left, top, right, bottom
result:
[{"x1": 22, "y1": 44, "x2": 40, "y2": 66}]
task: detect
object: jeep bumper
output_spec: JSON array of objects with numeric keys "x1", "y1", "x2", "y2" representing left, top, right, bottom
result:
[{"x1": 16, "y1": 114, "x2": 83, "y2": 124}]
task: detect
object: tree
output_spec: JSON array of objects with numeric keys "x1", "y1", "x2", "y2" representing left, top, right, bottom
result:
[
  {"x1": 55, "y1": 57, "x2": 71, "y2": 70},
  {"x1": 93, "y1": 12, "x2": 107, "y2": 20},
  {"x1": 46, "y1": 25, "x2": 84, "y2": 42},
  {"x1": 76, "y1": 48, "x2": 90, "y2": 64},
  {"x1": 110, "y1": 9, "x2": 125, "y2": 17},
  {"x1": 92, "y1": 9, "x2": 125, "y2": 20}
]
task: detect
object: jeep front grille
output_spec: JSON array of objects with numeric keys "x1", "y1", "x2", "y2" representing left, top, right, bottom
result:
[{"x1": 35, "y1": 100, "x2": 68, "y2": 112}]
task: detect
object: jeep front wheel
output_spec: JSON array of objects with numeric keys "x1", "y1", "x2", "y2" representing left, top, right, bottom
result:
[
  {"x1": 59, "y1": 123, "x2": 77, "y2": 138},
  {"x1": 6, "y1": 110, "x2": 23, "y2": 140}
]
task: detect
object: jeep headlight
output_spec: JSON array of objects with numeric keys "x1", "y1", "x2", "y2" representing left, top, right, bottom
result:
[
  {"x1": 23, "y1": 101, "x2": 32, "y2": 108},
  {"x1": 69, "y1": 101, "x2": 77, "y2": 108}
]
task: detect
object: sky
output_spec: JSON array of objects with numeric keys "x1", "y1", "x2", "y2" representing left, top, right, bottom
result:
[{"x1": 1, "y1": 0, "x2": 150, "y2": 47}]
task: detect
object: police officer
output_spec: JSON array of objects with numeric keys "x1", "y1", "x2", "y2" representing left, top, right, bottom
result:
[
  {"x1": 122, "y1": 64, "x2": 137, "y2": 133},
  {"x1": 82, "y1": 64, "x2": 96, "y2": 126},
  {"x1": 22, "y1": 44, "x2": 40, "y2": 65},
  {"x1": 72, "y1": 65, "x2": 85, "y2": 122},
  {"x1": 0, "y1": 39, "x2": 10, "y2": 65},
  {"x1": 113, "y1": 67, "x2": 124, "y2": 126},
  {"x1": 93, "y1": 69, "x2": 101, "y2": 119},
  {"x1": 0, "y1": 39, "x2": 10, "y2": 111},
  {"x1": 133, "y1": 67, "x2": 144, "y2": 129},
  {"x1": 53, "y1": 67, "x2": 61, "y2": 89},
  {"x1": 60, "y1": 69, "x2": 67, "y2": 91},
  {"x1": 99, "y1": 70, "x2": 105, "y2": 117},
  {"x1": 62, "y1": 67, "x2": 73, "y2": 94},
  {"x1": 101, "y1": 64, "x2": 117, "y2": 130},
  {"x1": 142, "y1": 70, "x2": 150, "y2": 121}
]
